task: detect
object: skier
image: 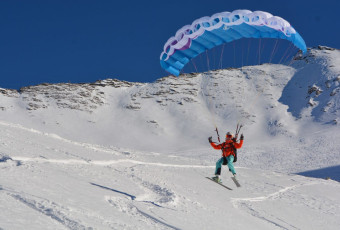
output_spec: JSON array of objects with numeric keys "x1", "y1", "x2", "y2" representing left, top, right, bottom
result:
[{"x1": 208, "y1": 132, "x2": 244, "y2": 183}]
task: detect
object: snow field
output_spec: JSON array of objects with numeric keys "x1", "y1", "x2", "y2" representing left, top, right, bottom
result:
[{"x1": 1, "y1": 120, "x2": 339, "y2": 229}]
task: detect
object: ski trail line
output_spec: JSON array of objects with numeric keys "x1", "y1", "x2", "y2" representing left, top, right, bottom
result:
[
  {"x1": 230, "y1": 182, "x2": 319, "y2": 230},
  {"x1": 231, "y1": 181, "x2": 319, "y2": 204},
  {"x1": 5, "y1": 192, "x2": 91, "y2": 230},
  {"x1": 0, "y1": 120, "x2": 120, "y2": 155},
  {"x1": 12, "y1": 156, "x2": 214, "y2": 168},
  {"x1": 134, "y1": 207, "x2": 181, "y2": 230}
]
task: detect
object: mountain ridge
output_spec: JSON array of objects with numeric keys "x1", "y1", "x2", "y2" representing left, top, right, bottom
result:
[{"x1": 0, "y1": 46, "x2": 339, "y2": 152}]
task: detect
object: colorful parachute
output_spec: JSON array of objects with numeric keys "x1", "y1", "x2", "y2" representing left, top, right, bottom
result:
[{"x1": 160, "y1": 10, "x2": 307, "y2": 76}]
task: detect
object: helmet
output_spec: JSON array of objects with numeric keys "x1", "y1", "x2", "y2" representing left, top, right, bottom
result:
[{"x1": 226, "y1": 132, "x2": 233, "y2": 138}]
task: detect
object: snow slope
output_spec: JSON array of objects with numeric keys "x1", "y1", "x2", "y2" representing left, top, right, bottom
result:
[
  {"x1": 0, "y1": 120, "x2": 339, "y2": 230},
  {"x1": 280, "y1": 46, "x2": 340, "y2": 124},
  {"x1": 0, "y1": 46, "x2": 340, "y2": 229}
]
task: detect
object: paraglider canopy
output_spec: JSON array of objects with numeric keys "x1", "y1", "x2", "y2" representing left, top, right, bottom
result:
[{"x1": 160, "y1": 10, "x2": 307, "y2": 76}]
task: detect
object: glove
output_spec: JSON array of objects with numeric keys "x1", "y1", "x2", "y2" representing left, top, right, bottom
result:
[
  {"x1": 232, "y1": 138, "x2": 237, "y2": 142},
  {"x1": 240, "y1": 134, "x2": 244, "y2": 140},
  {"x1": 208, "y1": 136, "x2": 212, "y2": 143}
]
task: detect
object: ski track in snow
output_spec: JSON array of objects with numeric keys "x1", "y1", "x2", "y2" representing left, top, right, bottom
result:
[
  {"x1": 91, "y1": 180, "x2": 179, "y2": 229},
  {"x1": 134, "y1": 206, "x2": 180, "y2": 230},
  {"x1": 0, "y1": 120, "x2": 202, "y2": 229},
  {"x1": 0, "y1": 121, "x2": 122, "y2": 156},
  {"x1": 2, "y1": 190, "x2": 91, "y2": 230},
  {"x1": 11, "y1": 156, "x2": 214, "y2": 168},
  {"x1": 231, "y1": 181, "x2": 320, "y2": 230},
  {"x1": 1, "y1": 98, "x2": 339, "y2": 230},
  {"x1": 231, "y1": 182, "x2": 313, "y2": 203},
  {"x1": 105, "y1": 196, "x2": 180, "y2": 230},
  {"x1": 4, "y1": 127, "x2": 330, "y2": 230}
]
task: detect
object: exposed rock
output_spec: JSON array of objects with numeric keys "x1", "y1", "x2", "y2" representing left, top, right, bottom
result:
[
  {"x1": 19, "y1": 82, "x2": 107, "y2": 112},
  {"x1": 125, "y1": 105, "x2": 141, "y2": 110},
  {"x1": 330, "y1": 88, "x2": 340, "y2": 96},
  {"x1": 92, "y1": 79, "x2": 141, "y2": 88},
  {"x1": 0, "y1": 88, "x2": 19, "y2": 98},
  {"x1": 308, "y1": 85, "x2": 323, "y2": 97},
  {"x1": 317, "y1": 45, "x2": 337, "y2": 51},
  {"x1": 308, "y1": 98, "x2": 317, "y2": 107}
]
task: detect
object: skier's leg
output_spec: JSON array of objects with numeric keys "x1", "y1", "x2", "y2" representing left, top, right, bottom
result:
[
  {"x1": 214, "y1": 158, "x2": 223, "y2": 175},
  {"x1": 227, "y1": 155, "x2": 236, "y2": 175}
]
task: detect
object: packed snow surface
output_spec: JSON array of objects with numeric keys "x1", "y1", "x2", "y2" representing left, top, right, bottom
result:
[{"x1": 0, "y1": 47, "x2": 339, "y2": 229}]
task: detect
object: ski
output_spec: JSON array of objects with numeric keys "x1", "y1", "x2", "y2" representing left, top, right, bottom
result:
[
  {"x1": 206, "y1": 177, "x2": 233, "y2": 190},
  {"x1": 231, "y1": 176, "x2": 241, "y2": 187}
]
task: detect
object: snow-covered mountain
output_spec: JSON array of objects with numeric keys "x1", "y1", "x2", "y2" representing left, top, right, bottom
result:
[
  {"x1": 1, "y1": 46, "x2": 339, "y2": 149},
  {"x1": 0, "y1": 46, "x2": 339, "y2": 229},
  {"x1": 280, "y1": 46, "x2": 340, "y2": 124}
]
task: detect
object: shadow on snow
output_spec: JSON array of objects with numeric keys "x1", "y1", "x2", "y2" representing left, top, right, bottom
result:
[
  {"x1": 90, "y1": 182, "x2": 136, "y2": 200},
  {"x1": 89, "y1": 182, "x2": 165, "y2": 208},
  {"x1": 297, "y1": 165, "x2": 340, "y2": 182}
]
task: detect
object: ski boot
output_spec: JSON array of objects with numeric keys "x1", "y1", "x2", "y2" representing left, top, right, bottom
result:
[
  {"x1": 233, "y1": 174, "x2": 237, "y2": 180},
  {"x1": 212, "y1": 175, "x2": 221, "y2": 183}
]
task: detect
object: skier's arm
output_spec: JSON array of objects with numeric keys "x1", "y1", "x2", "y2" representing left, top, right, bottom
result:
[
  {"x1": 234, "y1": 139, "x2": 243, "y2": 149},
  {"x1": 210, "y1": 142, "x2": 222, "y2": 150},
  {"x1": 234, "y1": 134, "x2": 244, "y2": 148}
]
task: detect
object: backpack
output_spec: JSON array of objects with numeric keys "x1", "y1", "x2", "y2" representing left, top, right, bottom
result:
[
  {"x1": 231, "y1": 143, "x2": 237, "y2": 163},
  {"x1": 221, "y1": 142, "x2": 237, "y2": 164}
]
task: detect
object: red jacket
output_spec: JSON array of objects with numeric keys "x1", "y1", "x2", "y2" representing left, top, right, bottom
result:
[{"x1": 210, "y1": 139, "x2": 243, "y2": 157}]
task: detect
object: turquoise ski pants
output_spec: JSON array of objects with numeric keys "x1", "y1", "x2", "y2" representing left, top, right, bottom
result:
[{"x1": 215, "y1": 155, "x2": 236, "y2": 175}]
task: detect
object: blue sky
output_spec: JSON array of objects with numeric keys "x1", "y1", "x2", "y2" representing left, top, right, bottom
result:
[{"x1": 0, "y1": 0, "x2": 339, "y2": 89}]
